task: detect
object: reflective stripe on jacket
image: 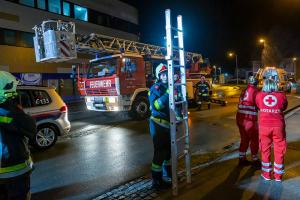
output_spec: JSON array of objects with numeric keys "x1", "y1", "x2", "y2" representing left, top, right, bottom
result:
[{"x1": 236, "y1": 84, "x2": 258, "y2": 121}]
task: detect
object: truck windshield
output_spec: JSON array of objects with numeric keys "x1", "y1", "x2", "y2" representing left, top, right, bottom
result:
[{"x1": 87, "y1": 58, "x2": 117, "y2": 78}]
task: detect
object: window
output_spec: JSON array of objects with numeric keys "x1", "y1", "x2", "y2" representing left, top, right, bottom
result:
[
  {"x1": 48, "y1": 0, "x2": 61, "y2": 14},
  {"x1": 4, "y1": 30, "x2": 16, "y2": 45},
  {"x1": 88, "y1": 58, "x2": 117, "y2": 78},
  {"x1": 31, "y1": 90, "x2": 52, "y2": 106},
  {"x1": 19, "y1": 32, "x2": 34, "y2": 48},
  {"x1": 19, "y1": 0, "x2": 34, "y2": 7},
  {"x1": 63, "y1": 2, "x2": 70, "y2": 16},
  {"x1": 37, "y1": 0, "x2": 46, "y2": 10},
  {"x1": 17, "y1": 90, "x2": 32, "y2": 108},
  {"x1": 121, "y1": 58, "x2": 137, "y2": 78},
  {"x1": 74, "y1": 5, "x2": 88, "y2": 21}
]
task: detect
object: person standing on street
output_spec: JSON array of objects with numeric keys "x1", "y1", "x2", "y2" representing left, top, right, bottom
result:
[
  {"x1": 236, "y1": 76, "x2": 260, "y2": 166},
  {"x1": 195, "y1": 76, "x2": 211, "y2": 110},
  {"x1": 148, "y1": 63, "x2": 172, "y2": 190},
  {"x1": 0, "y1": 71, "x2": 36, "y2": 200},
  {"x1": 256, "y1": 79, "x2": 288, "y2": 181}
]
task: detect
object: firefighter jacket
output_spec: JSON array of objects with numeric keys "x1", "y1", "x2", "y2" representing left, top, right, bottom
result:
[
  {"x1": 149, "y1": 81, "x2": 170, "y2": 128},
  {"x1": 255, "y1": 91, "x2": 288, "y2": 127},
  {"x1": 236, "y1": 84, "x2": 259, "y2": 121},
  {"x1": 0, "y1": 100, "x2": 36, "y2": 182},
  {"x1": 196, "y1": 81, "x2": 210, "y2": 96}
]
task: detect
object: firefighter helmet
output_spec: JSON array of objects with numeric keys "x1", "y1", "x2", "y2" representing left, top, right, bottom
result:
[
  {"x1": 155, "y1": 63, "x2": 168, "y2": 79},
  {"x1": 0, "y1": 71, "x2": 19, "y2": 104},
  {"x1": 248, "y1": 76, "x2": 258, "y2": 85},
  {"x1": 262, "y1": 79, "x2": 278, "y2": 93}
]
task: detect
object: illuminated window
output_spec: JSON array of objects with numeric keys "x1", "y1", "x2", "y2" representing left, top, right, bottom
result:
[
  {"x1": 48, "y1": 0, "x2": 61, "y2": 14},
  {"x1": 19, "y1": 0, "x2": 34, "y2": 7},
  {"x1": 37, "y1": 0, "x2": 46, "y2": 10},
  {"x1": 74, "y1": 5, "x2": 88, "y2": 21},
  {"x1": 63, "y1": 2, "x2": 70, "y2": 16}
]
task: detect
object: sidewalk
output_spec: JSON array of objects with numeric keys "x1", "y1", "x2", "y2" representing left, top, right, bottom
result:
[{"x1": 156, "y1": 107, "x2": 300, "y2": 200}]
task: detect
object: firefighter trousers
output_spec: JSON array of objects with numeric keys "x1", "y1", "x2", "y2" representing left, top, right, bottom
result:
[
  {"x1": 237, "y1": 120, "x2": 259, "y2": 159},
  {"x1": 150, "y1": 119, "x2": 171, "y2": 171},
  {"x1": 259, "y1": 126, "x2": 287, "y2": 180}
]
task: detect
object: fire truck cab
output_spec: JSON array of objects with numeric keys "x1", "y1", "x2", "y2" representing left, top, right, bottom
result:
[{"x1": 78, "y1": 54, "x2": 164, "y2": 119}]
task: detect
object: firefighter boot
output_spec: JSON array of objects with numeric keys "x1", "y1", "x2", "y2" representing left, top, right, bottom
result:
[
  {"x1": 162, "y1": 164, "x2": 172, "y2": 185},
  {"x1": 151, "y1": 170, "x2": 171, "y2": 191}
]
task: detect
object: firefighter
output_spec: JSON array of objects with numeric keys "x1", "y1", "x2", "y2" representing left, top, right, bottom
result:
[
  {"x1": 256, "y1": 79, "x2": 287, "y2": 181},
  {"x1": 195, "y1": 76, "x2": 211, "y2": 110},
  {"x1": 148, "y1": 63, "x2": 172, "y2": 190},
  {"x1": 236, "y1": 76, "x2": 260, "y2": 166},
  {"x1": 0, "y1": 71, "x2": 36, "y2": 200}
]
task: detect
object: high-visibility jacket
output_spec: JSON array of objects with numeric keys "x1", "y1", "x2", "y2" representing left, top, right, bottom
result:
[
  {"x1": 148, "y1": 81, "x2": 170, "y2": 128},
  {"x1": 236, "y1": 84, "x2": 258, "y2": 121},
  {"x1": 255, "y1": 91, "x2": 288, "y2": 127},
  {"x1": 196, "y1": 81, "x2": 210, "y2": 96},
  {"x1": 0, "y1": 100, "x2": 36, "y2": 182}
]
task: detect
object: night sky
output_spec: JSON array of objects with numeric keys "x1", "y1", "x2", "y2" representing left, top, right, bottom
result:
[{"x1": 122, "y1": 0, "x2": 300, "y2": 73}]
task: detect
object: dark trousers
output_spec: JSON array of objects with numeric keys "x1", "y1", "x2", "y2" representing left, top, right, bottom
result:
[
  {"x1": 150, "y1": 120, "x2": 171, "y2": 168},
  {"x1": 0, "y1": 174, "x2": 30, "y2": 200}
]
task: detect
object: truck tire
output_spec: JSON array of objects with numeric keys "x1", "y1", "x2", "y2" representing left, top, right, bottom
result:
[{"x1": 130, "y1": 96, "x2": 150, "y2": 120}]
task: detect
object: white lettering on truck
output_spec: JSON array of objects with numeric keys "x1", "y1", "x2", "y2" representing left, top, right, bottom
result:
[{"x1": 89, "y1": 80, "x2": 112, "y2": 88}]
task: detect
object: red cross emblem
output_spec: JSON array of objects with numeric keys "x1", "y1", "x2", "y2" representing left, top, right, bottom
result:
[{"x1": 263, "y1": 95, "x2": 277, "y2": 107}]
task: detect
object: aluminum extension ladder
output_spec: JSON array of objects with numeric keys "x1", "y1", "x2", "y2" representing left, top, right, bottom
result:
[{"x1": 165, "y1": 9, "x2": 192, "y2": 196}]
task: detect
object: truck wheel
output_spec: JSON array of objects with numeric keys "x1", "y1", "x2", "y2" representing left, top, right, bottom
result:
[{"x1": 130, "y1": 96, "x2": 150, "y2": 120}]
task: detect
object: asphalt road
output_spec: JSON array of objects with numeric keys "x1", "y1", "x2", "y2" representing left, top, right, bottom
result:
[{"x1": 30, "y1": 90, "x2": 300, "y2": 200}]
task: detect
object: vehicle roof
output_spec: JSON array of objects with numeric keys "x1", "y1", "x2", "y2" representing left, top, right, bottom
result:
[{"x1": 17, "y1": 85, "x2": 56, "y2": 90}]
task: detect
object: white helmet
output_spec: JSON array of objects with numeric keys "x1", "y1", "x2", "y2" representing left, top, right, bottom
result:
[
  {"x1": 155, "y1": 63, "x2": 168, "y2": 79},
  {"x1": 248, "y1": 76, "x2": 258, "y2": 85},
  {"x1": 262, "y1": 79, "x2": 278, "y2": 93},
  {"x1": 0, "y1": 71, "x2": 19, "y2": 104}
]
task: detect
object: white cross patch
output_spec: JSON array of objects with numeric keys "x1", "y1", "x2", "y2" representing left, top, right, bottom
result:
[{"x1": 263, "y1": 95, "x2": 277, "y2": 107}]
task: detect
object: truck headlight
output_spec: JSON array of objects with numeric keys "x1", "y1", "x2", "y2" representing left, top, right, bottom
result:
[
  {"x1": 86, "y1": 97, "x2": 92, "y2": 103},
  {"x1": 108, "y1": 97, "x2": 117, "y2": 103}
]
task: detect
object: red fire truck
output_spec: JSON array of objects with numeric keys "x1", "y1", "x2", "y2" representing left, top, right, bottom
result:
[{"x1": 33, "y1": 20, "x2": 205, "y2": 119}]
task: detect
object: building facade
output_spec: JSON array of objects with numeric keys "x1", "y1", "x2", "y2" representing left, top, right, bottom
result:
[{"x1": 0, "y1": 0, "x2": 139, "y2": 101}]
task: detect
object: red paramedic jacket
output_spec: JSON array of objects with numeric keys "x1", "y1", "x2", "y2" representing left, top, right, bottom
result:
[
  {"x1": 236, "y1": 84, "x2": 258, "y2": 121},
  {"x1": 255, "y1": 91, "x2": 288, "y2": 127}
]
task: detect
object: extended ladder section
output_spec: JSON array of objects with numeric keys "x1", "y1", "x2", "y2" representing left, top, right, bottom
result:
[
  {"x1": 32, "y1": 20, "x2": 203, "y2": 63},
  {"x1": 165, "y1": 9, "x2": 191, "y2": 196}
]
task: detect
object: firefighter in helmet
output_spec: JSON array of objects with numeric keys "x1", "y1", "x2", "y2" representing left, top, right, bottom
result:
[
  {"x1": 148, "y1": 63, "x2": 172, "y2": 190},
  {"x1": 0, "y1": 71, "x2": 36, "y2": 199},
  {"x1": 256, "y1": 79, "x2": 287, "y2": 181},
  {"x1": 236, "y1": 76, "x2": 260, "y2": 166},
  {"x1": 195, "y1": 75, "x2": 211, "y2": 110}
]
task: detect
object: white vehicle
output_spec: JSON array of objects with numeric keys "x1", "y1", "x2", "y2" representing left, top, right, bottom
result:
[
  {"x1": 256, "y1": 66, "x2": 289, "y2": 91},
  {"x1": 17, "y1": 86, "x2": 71, "y2": 149}
]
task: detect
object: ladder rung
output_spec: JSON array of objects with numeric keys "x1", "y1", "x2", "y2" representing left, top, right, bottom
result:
[
  {"x1": 175, "y1": 100, "x2": 186, "y2": 105},
  {"x1": 176, "y1": 135, "x2": 188, "y2": 142},
  {"x1": 176, "y1": 116, "x2": 188, "y2": 123},
  {"x1": 171, "y1": 27, "x2": 183, "y2": 32},
  {"x1": 173, "y1": 46, "x2": 183, "y2": 50},
  {"x1": 173, "y1": 65, "x2": 185, "y2": 68},
  {"x1": 174, "y1": 83, "x2": 186, "y2": 87}
]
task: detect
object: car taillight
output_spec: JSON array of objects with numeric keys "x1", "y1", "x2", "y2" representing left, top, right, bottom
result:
[{"x1": 60, "y1": 105, "x2": 68, "y2": 113}]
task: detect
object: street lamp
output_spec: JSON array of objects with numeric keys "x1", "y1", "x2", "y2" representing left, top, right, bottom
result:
[
  {"x1": 228, "y1": 52, "x2": 238, "y2": 85},
  {"x1": 293, "y1": 57, "x2": 297, "y2": 79},
  {"x1": 259, "y1": 38, "x2": 265, "y2": 44}
]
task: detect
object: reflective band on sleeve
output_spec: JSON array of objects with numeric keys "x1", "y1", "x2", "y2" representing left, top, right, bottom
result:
[
  {"x1": 274, "y1": 168, "x2": 285, "y2": 174},
  {"x1": 238, "y1": 110, "x2": 257, "y2": 116},
  {"x1": 154, "y1": 100, "x2": 161, "y2": 110},
  {"x1": 0, "y1": 157, "x2": 32, "y2": 174},
  {"x1": 274, "y1": 162, "x2": 284, "y2": 168},
  {"x1": 0, "y1": 116, "x2": 13, "y2": 124},
  {"x1": 238, "y1": 105, "x2": 256, "y2": 110},
  {"x1": 152, "y1": 163, "x2": 162, "y2": 172},
  {"x1": 150, "y1": 116, "x2": 170, "y2": 128},
  {"x1": 261, "y1": 161, "x2": 272, "y2": 167},
  {"x1": 261, "y1": 167, "x2": 272, "y2": 172}
]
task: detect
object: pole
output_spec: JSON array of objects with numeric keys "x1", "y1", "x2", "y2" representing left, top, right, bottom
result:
[{"x1": 235, "y1": 55, "x2": 238, "y2": 85}]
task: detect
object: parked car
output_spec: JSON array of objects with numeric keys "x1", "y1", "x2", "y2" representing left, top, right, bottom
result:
[{"x1": 16, "y1": 86, "x2": 71, "y2": 150}]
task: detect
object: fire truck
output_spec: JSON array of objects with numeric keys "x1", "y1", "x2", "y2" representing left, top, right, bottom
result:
[{"x1": 33, "y1": 20, "x2": 206, "y2": 119}]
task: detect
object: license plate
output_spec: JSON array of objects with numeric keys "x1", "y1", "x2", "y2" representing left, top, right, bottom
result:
[{"x1": 94, "y1": 103, "x2": 103, "y2": 107}]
